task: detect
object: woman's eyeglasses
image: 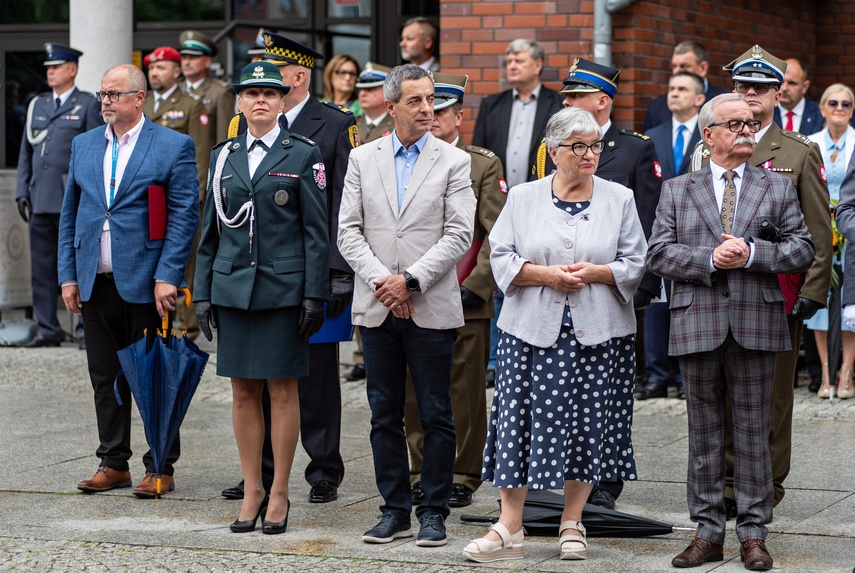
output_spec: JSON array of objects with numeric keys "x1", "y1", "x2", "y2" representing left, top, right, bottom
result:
[
  {"x1": 334, "y1": 70, "x2": 357, "y2": 78},
  {"x1": 556, "y1": 141, "x2": 606, "y2": 156},
  {"x1": 827, "y1": 100, "x2": 853, "y2": 110}
]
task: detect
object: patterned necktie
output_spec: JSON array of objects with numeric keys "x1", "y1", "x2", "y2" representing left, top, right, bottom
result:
[
  {"x1": 831, "y1": 144, "x2": 839, "y2": 164},
  {"x1": 278, "y1": 114, "x2": 289, "y2": 130},
  {"x1": 55, "y1": 97, "x2": 61, "y2": 111},
  {"x1": 673, "y1": 125, "x2": 686, "y2": 172},
  {"x1": 721, "y1": 170, "x2": 737, "y2": 235},
  {"x1": 785, "y1": 110, "x2": 795, "y2": 131}
]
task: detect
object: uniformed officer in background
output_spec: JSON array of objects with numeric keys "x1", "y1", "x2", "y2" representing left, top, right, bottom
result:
[
  {"x1": 403, "y1": 72, "x2": 507, "y2": 508},
  {"x1": 178, "y1": 30, "x2": 235, "y2": 144},
  {"x1": 246, "y1": 28, "x2": 266, "y2": 64},
  {"x1": 15, "y1": 43, "x2": 102, "y2": 349},
  {"x1": 142, "y1": 45, "x2": 213, "y2": 339},
  {"x1": 221, "y1": 32, "x2": 359, "y2": 506},
  {"x1": 690, "y1": 45, "x2": 831, "y2": 517}
]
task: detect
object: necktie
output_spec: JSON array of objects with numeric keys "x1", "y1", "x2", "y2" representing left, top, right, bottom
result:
[
  {"x1": 278, "y1": 114, "x2": 289, "y2": 130},
  {"x1": 673, "y1": 125, "x2": 686, "y2": 172},
  {"x1": 721, "y1": 170, "x2": 737, "y2": 235},
  {"x1": 249, "y1": 139, "x2": 269, "y2": 152},
  {"x1": 785, "y1": 110, "x2": 795, "y2": 131},
  {"x1": 55, "y1": 97, "x2": 61, "y2": 111},
  {"x1": 153, "y1": 96, "x2": 162, "y2": 114},
  {"x1": 831, "y1": 144, "x2": 839, "y2": 164}
]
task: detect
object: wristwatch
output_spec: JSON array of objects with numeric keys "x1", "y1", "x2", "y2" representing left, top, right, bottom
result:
[{"x1": 404, "y1": 270, "x2": 421, "y2": 292}]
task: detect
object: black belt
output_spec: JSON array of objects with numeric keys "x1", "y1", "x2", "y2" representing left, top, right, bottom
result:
[{"x1": 98, "y1": 272, "x2": 114, "y2": 280}]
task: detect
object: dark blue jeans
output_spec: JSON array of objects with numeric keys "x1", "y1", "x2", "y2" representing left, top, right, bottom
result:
[{"x1": 360, "y1": 315, "x2": 456, "y2": 521}]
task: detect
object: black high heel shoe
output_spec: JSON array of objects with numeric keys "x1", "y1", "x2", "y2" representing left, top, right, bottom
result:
[
  {"x1": 262, "y1": 498, "x2": 290, "y2": 535},
  {"x1": 230, "y1": 494, "x2": 269, "y2": 533}
]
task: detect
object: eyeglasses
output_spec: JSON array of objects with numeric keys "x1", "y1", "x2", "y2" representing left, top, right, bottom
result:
[
  {"x1": 827, "y1": 100, "x2": 853, "y2": 110},
  {"x1": 707, "y1": 119, "x2": 762, "y2": 133},
  {"x1": 733, "y1": 82, "x2": 776, "y2": 95},
  {"x1": 556, "y1": 140, "x2": 606, "y2": 156},
  {"x1": 334, "y1": 70, "x2": 357, "y2": 78},
  {"x1": 95, "y1": 91, "x2": 139, "y2": 102}
]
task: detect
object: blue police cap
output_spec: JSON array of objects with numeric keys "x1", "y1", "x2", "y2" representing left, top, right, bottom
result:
[
  {"x1": 247, "y1": 28, "x2": 266, "y2": 56},
  {"x1": 44, "y1": 43, "x2": 83, "y2": 66},
  {"x1": 560, "y1": 57, "x2": 620, "y2": 99},
  {"x1": 355, "y1": 62, "x2": 392, "y2": 89}
]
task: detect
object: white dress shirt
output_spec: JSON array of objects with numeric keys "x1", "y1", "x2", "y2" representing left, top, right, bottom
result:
[
  {"x1": 778, "y1": 97, "x2": 806, "y2": 132},
  {"x1": 246, "y1": 126, "x2": 280, "y2": 178}
]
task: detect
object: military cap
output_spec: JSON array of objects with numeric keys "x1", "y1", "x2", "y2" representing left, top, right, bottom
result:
[
  {"x1": 355, "y1": 62, "x2": 391, "y2": 89},
  {"x1": 432, "y1": 72, "x2": 468, "y2": 111},
  {"x1": 559, "y1": 57, "x2": 620, "y2": 99},
  {"x1": 179, "y1": 30, "x2": 218, "y2": 57},
  {"x1": 232, "y1": 61, "x2": 290, "y2": 95},
  {"x1": 723, "y1": 45, "x2": 787, "y2": 84},
  {"x1": 43, "y1": 43, "x2": 83, "y2": 66},
  {"x1": 261, "y1": 32, "x2": 323, "y2": 69},
  {"x1": 143, "y1": 46, "x2": 181, "y2": 68},
  {"x1": 247, "y1": 28, "x2": 266, "y2": 56}
]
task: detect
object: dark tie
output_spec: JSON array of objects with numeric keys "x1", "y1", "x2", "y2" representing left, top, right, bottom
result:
[
  {"x1": 249, "y1": 139, "x2": 269, "y2": 152},
  {"x1": 55, "y1": 97, "x2": 61, "y2": 111},
  {"x1": 673, "y1": 125, "x2": 686, "y2": 172},
  {"x1": 278, "y1": 114, "x2": 289, "y2": 130},
  {"x1": 365, "y1": 122, "x2": 375, "y2": 138},
  {"x1": 721, "y1": 170, "x2": 737, "y2": 235},
  {"x1": 785, "y1": 110, "x2": 794, "y2": 131}
]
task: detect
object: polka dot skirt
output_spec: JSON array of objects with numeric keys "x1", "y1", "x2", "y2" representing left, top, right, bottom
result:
[{"x1": 481, "y1": 305, "x2": 638, "y2": 490}]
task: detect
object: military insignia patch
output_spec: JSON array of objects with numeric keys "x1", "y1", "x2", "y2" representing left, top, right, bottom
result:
[
  {"x1": 200, "y1": 114, "x2": 209, "y2": 126},
  {"x1": 820, "y1": 164, "x2": 827, "y2": 183},
  {"x1": 348, "y1": 124, "x2": 360, "y2": 148},
  {"x1": 653, "y1": 161, "x2": 662, "y2": 179},
  {"x1": 499, "y1": 178, "x2": 509, "y2": 194},
  {"x1": 313, "y1": 162, "x2": 327, "y2": 190}
]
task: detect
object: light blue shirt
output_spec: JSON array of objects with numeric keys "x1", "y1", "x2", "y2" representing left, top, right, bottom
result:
[
  {"x1": 823, "y1": 130, "x2": 848, "y2": 200},
  {"x1": 392, "y1": 130, "x2": 429, "y2": 213}
]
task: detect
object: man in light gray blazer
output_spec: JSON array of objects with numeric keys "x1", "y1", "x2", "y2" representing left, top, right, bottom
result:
[
  {"x1": 648, "y1": 94, "x2": 814, "y2": 570},
  {"x1": 338, "y1": 65, "x2": 475, "y2": 548}
]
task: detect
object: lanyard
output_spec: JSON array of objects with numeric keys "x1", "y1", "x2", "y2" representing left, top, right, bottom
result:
[{"x1": 109, "y1": 135, "x2": 118, "y2": 205}]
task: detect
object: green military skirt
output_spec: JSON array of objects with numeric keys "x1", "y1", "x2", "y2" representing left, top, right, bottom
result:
[{"x1": 215, "y1": 306, "x2": 309, "y2": 379}]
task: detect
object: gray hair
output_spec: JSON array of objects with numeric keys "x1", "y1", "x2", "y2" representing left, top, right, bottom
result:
[
  {"x1": 506, "y1": 39, "x2": 545, "y2": 63},
  {"x1": 384, "y1": 64, "x2": 432, "y2": 103},
  {"x1": 673, "y1": 41, "x2": 709, "y2": 65},
  {"x1": 698, "y1": 93, "x2": 744, "y2": 130},
  {"x1": 107, "y1": 63, "x2": 147, "y2": 92},
  {"x1": 544, "y1": 107, "x2": 602, "y2": 149}
]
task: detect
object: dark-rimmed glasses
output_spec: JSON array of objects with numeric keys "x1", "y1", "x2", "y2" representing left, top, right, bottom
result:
[
  {"x1": 734, "y1": 82, "x2": 776, "y2": 95},
  {"x1": 95, "y1": 91, "x2": 139, "y2": 103},
  {"x1": 334, "y1": 70, "x2": 357, "y2": 78},
  {"x1": 556, "y1": 140, "x2": 605, "y2": 156},
  {"x1": 707, "y1": 119, "x2": 762, "y2": 133},
  {"x1": 827, "y1": 100, "x2": 853, "y2": 110}
]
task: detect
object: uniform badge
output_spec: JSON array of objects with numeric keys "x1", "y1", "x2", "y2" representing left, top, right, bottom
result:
[
  {"x1": 274, "y1": 190, "x2": 289, "y2": 205},
  {"x1": 313, "y1": 162, "x2": 327, "y2": 190},
  {"x1": 199, "y1": 114, "x2": 209, "y2": 126},
  {"x1": 348, "y1": 124, "x2": 360, "y2": 148},
  {"x1": 820, "y1": 164, "x2": 828, "y2": 183},
  {"x1": 498, "y1": 178, "x2": 509, "y2": 194},
  {"x1": 203, "y1": 98, "x2": 213, "y2": 106},
  {"x1": 653, "y1": 161, "x2": 662, "y2": 179}
]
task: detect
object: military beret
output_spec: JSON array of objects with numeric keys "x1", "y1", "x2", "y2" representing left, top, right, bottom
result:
[{"x1": 144, "y1": 46, "x2": 181, "y2": 68}]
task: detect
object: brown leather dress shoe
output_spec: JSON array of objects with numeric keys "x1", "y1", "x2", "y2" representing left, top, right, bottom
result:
[
  {"x1": 77, "y1": 466, "x2": 132, "y2": 492},
  {"x1": 740, "y1": 539, "x2": 773, "y2": 571},
  {"x1": 671, "y1": 538, "x2": 724, "y2": 568},
  {"x1": 132, "y1": 473, "x2": 175, "y2": 498}
]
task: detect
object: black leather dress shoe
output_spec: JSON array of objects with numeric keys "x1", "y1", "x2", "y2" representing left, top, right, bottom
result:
[
  {"x1": 222, "y1": 481, "x2": 245, "y2": 500},
  {"x1": 448, "y1": 484, "x2": 473, "y2": 508},
  {"x1": 411, "y1": 482, "x2": 425, "y2": 505},
  {"x1": 724, "y1": 497, "x2": 738, "y2": 521},
  {"x1": 309, "y1": 480, "x2": 338, "y2": 503},
  {"x1": 635, "y1": 384, "x2": 668, "y2": 400},
  {"x1": 21, "y1": 334, "x2": 61, "y2": 348},
  {"x1": 344, "y1": 364, "x2": 366, "y2": 381},
  {"x1": 589, "y1": 489, "x2": 616, "y2": 509}
]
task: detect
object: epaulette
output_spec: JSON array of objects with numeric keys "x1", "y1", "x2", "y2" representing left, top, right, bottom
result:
[
  {"x1": 780, "y1": 129, "x2": 812, "y2": 146},
  {"x1": 465, "y1": 145, "x2": 496, "y2": 158},
  {"x1": 619, "y1": 129, "x2": 650, "y2": 141},
  {"x1": 324, "y1": 101, "x2": 353, "y2": 115},
  {"x1": 213, "y1": 78, "x2": 230, "y2": 89},
  {"x1": 290, "y1": 132, "x2": 318, "y2": 146}
]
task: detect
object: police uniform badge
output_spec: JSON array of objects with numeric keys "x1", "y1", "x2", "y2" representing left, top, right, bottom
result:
[
  {"x1": 313, "y1": 163, "x2": 327, "y2": 190},
  {"x1": 348, "y1": 124, "x2": 360, "y2": 148}
]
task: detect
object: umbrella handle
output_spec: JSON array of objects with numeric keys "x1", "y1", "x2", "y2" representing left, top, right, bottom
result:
[{"x1": 161, "y1": 288, "x2": 194, "y2": 338}]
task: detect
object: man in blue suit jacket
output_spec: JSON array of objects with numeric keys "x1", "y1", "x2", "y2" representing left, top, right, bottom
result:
[
  {"x1": 773, "y1": 58, "x2": 824, "y2": 135},
  {"x1": 58, "y1": 64, "x2": 198, "y2": 498}
]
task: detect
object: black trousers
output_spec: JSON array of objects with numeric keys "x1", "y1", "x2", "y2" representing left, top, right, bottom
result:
[{"x1": 82, "y1": 275, "x2": 180, "y2": 474}]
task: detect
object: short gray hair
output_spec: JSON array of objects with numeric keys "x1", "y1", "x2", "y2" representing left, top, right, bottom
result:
[
  {"x1": 384, "y1": 64, "x2": 432, "y2": 103},
  {"x1": 698, "y1": 93, "x2": 743, "y2": 130},
  {"x1": 506, "y1": 39, "x2": 545, "y2": 63},
  {"x1": 544, "y1": 107, "x2": 602, "y2": 149},
  {"x1": 107, "y1": 63, "x2": 147, "y2": 92}
]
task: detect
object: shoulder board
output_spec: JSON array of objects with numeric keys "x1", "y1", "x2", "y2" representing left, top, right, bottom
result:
[
  {"x1": 465, "y1": 145, "x2": 496, "y2": 158},
  {"x1": 290, "y1": 133, "x2": 317, "y2": 146},
  {"x1": 213, "y1": 78, "x2": 230, "y2": 89},
  {"x1": 213, "y1": 138, "x2": 234, "y2": 151},
  {"x1": 324, "y1": 101, "x2": 353, "y2": 114},
  {"x1": 780, "y1": 129, "x2": 812, "y2": 146},
  {"x1": 619, "y1": 129, "x2": 650, "y2": 140}
]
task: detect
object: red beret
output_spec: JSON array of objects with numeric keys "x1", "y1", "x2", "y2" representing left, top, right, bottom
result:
[{"x1": 144, "y1": 46, "x2": 181, "y2": 67}]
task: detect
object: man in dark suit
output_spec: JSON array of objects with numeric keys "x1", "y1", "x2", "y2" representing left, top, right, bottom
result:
[
  {"x1": 637, "y1": 71, "x2": 704, "y2": 401},
  {"x1": 643, "y1": 41, "x2": 729, "y2": 132},
  {"x1": 220, "y1": 32, "x2": 358, "y2": 505},
  {"x1": 773, "y1": 58, "x2": 823, "y2": 135},
  {"x1": 649, "y1": 93, "x2": 814, "y2": 571},
  {"x1": 16, "y1": 43, "x2": 101, "y2": 349},
  {"x1": 58, "y1": 64, "x2": 198, "y2": 497}
]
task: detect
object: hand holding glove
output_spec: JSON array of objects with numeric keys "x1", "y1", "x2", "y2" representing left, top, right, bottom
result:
[
  {"x1": 298, "y1": 298, "x2": 326, "y2": 338},
  {"x1": 196, "y1": 301, "x2": 217, "y2": 341},
  {"x1": 328, "y1": 270, "x2": 354, "y2": 318},
  {"x1": 16, "y1": 197, "x2": 31, "y2": 223},
  {"x1": 790, "y1": 297, "x2": 821, "y2": 320},
  {"x1": 633, "y1": 289, "x2": 654, "y2": 310},
  {"x1": 460, "y1": 286, "x2": 483, "y2": 307}
]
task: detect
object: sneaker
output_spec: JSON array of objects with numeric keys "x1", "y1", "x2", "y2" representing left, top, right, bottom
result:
[
  {"x1": 448, "y1": 483, "x2": 473, "y2": 508},
  {"x1": 362, "y1": 513, "x2": 413, "y2": 544},
  {"x1": 416, "y1": 514, "x2": 447, "y2": 547}
]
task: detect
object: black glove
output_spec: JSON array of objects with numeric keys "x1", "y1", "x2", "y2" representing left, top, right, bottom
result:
[
  {"x1": 16, "y1": 197, "x2": 31, "y2": 223},
  {"x1": 460, "y1": 286, "x2": 483, "y2": 307},
  {"x1": 633, "y1": 289, "x2": 654, "y2": 310},
  {"x1": 298, "y1": 298, "x2": 325, "y2": 338},
  {"x1": 790, "y1": 297, "x2": 821, "y2": 320},
  {"x1": 327, "y1": 270, "x2": 354, "y2": 318},
  {"x1": 196, "y1": 301, "x2": 217, "y2": 341}
]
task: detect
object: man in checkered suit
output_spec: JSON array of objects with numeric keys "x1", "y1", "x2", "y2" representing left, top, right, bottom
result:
[{"x1": 647, "y1": 94, "x2": 814, "y2": 571}]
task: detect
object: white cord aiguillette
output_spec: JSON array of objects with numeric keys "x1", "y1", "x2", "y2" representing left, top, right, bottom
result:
[{"x1": 212, "y1": 143, "x2": 255, "y2": 252}]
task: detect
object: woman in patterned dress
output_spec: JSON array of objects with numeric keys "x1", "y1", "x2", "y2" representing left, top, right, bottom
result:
[{"x1": 463, "y1": 108, "x2": 647, "y2": 563}]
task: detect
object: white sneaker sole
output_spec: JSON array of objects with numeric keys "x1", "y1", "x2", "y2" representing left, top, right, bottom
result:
[
  {"x1": 416, "y1": 537, "x2": 447, "y2": 547},
  {"x1": 362, "y1": 528, "x2": 413, "y2": 543}
]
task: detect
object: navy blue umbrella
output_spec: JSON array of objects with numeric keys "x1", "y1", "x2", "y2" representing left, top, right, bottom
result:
[{"x1": 116, "y1": 290, "x2": 209, "y2": 495}]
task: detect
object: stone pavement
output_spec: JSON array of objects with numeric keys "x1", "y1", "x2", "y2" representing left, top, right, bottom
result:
[{"x1": 0, "y1": 340, "x2": 853, "y2": 572}]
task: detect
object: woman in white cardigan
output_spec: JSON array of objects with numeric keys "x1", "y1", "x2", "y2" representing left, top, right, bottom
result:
[
  {"x1": 807, "y1": 83, "x2": 855, "y2": 399},
  {"x1": 463, "y1": 108, "x2": 647, "y2": 563}
]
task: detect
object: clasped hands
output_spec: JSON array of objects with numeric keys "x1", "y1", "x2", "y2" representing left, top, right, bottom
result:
[
  {"x1": 374, "y1": 274, "x2": 413, "y2": 319},
  {"x1": 713, "y1": 233, "x2": 749, "y2": 269},
  {"x1": 545, "y1": 262, "x2": 600, "y2": 292}
]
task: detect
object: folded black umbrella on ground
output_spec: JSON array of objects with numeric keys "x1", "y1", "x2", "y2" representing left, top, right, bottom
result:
[{"x1": 461, "y1": 490, "x2": 695, "y2": 538}]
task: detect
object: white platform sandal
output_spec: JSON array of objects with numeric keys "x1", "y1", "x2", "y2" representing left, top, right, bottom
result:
[
  {"x1": 559, "y1": 520, "x2": 588, "y2": 560},
  {"x1": 462, "y1": 522, "x2": 524, "y2": 563}
]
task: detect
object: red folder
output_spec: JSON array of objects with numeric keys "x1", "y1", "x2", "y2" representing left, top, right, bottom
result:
[
  {"x1": 148, "y1": 185, "x2": 167, "y2": 240},
  {"x1": 778, "y1": 272, "x2": 805, "y2": 315},
  {"x1": 456, "y1": 240, "x2": 482, "y2": 285}
]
